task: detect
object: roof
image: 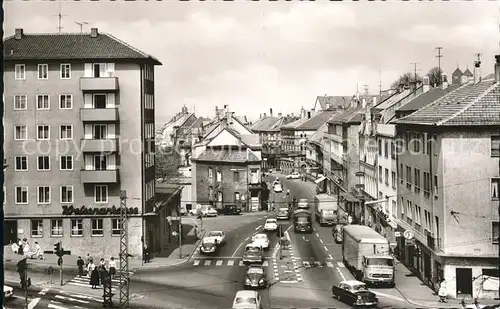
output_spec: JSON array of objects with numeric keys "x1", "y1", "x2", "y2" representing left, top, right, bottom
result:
[
  {"x1": 239, "y1": 134, "x2": 261, "y2": 148},
  {"x1": 155, "y1": 183, "x2": 182, "y2": 198},
  {"x1": 193, "y1": 148, "x2": 261, "y2": 163},
  {"x1": 463, "y1": 68, "x2": 473, "y2": 77},
  {"x1": 396, "y1": 85, "x2": 460, "y2": 112},
  {"x1": 328, "y1": 105, "x2": 363, "y2": 125},
  {"x1": 374, "y1": 88, "x2": 413, "y2": 110},
  {"x1": 296, "y1": 110, "x2": 338, "y2": 130},
  {"x1": 251, "y1": 116, "x2": 280, "y2": 132},
  {"x1": 395, "y1": 79, "x2": 500, "y2": 126},
  {"x1": 314, "y1": 96, "x2": 352, "y2": 110},
  {"x1": 343, "y1": 224, "x2": 388, "y2": 241},
  {"x1": 452, "y1": 67, "x2": 463, "y2": 76},
  {"x1": 4, "y1": 30, "x2": 161, "y2": 65},
  {"x1": 308, "y1": 123, "x2": 327, "y2": 145}
]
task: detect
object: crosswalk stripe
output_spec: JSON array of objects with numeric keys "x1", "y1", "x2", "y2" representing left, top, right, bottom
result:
[
  {"x1": 227, "y1": 260, "x2": 234, "y2": 266},
  {"x1": 337, "y1": 262, "x2": 345, "y2": 267},
  {"x1": 262, "y1": 261, "x2": 269, "y2": 267},
  {"x1": 238, "y1": 261, "x2": 244, "y2": 266},
  {"x1": 326, "y1": 261, "x2": 334, "y2": 268},
  {"x1": 204, "y1": 260, "x2": 211, "y2": 266},
  {"x1": 54, "y1": 295, "x2": 89, "y2": 304},
  {"x1": 314, "y1": 261, "x2": 322, "y2": 267},
  {"x1": 48, "y1": 303, "x2": 67, "y2": 309},
  {"x1": 193, "y1": 260, "x2": 200, "y2": 266},
  {"x1": 216, "y1": 260, "x2": 223, "y2": 266}
]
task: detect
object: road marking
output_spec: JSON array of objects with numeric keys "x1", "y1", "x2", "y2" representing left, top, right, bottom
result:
[
  {"x1": 337, "y1": 267, "x2": 347, "y2": 281},
  {"x1": 48, "y1": 304, "x2": 67, "y2": 309},
  {"x1": 262, "y1": 261, "x2": 269, "y2": 267},
  {"x1": 239, "y1": 261, "x2": 244, "y2": 266},
  {"x1": 227, "y1": 260, "x2": 234, "y2": 266},
  {"x1": 255, "y1": 225, "x2": 261, "y2": 230},
  {"x1": 316, "y1": 233, "x2": 320, "y2": 237},
  {"x1": 54, "y1": 295, "x2": 88, "y2": 304},
  {"x1": 326, "y1": 261, "x2": 334, "y2": 268},
  {"x1": 28, "y1": 297, "x2": 40, "y2": 309},
  {"x1": 284, "y1": 270, "x2": 292, "y2": 273},
  {"x1": 193, "y1": 260, "x2": 200, "y2": 266},
  {"x1": 39, "y1": 288, "x2": 49, "y2": 296},
  {"x1": 215, "y1": 260, "x2": 223, "y2": 266},
  {"x1": 231, "y1": 241, "x2": 246, "y2": 257},
  {"x1": 329, "y1": 254, "x2": 333, "y2": 259},
  {"x1": 204, "y1": 260, "x2": 211, "y2": 266},
  {"x1": 372, "y1": 291, "x2": 406, "y2": 302},
  {"x1": 337, "y1": 262, "x2": 345, "y2": 267},
  {"x1": 314, "y1": 261, "x2": 322, "y2": 267},
  {"x1": 319, "y1": 238, "x2": 323, "y2": 244},
  {"x1": 323, "y1": 245, "x2": 328, "y2": 251},
  {"x1": 280, "y1": 280, "x2": 298, "y2": 283}
]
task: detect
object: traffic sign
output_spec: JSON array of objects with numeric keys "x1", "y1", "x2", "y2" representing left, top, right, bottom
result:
[
  {"x1": 403, "y1": 230, "x2": 414, "y2": 240},
  {"x1": 394, "y1": 231, "x2": 401, "y2": 237}
]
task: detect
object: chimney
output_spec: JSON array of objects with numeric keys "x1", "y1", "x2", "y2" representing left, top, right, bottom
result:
[
  {"x1": 372, "y1": 97, "x2": 377, "y2": 105},
  {"x1": 226, "y1": 111, "x2": 233, "y2": 124},
  {"x1": 495, "y1": 55, "x2": 500, "y2": 82},
  {"x1": 278, "y1": 112, "x2": 282, "y2": 117},
  {"x1": 90, "y1": 28, "x2": 98, "y2": 38},
  {"x1": 474, "y1": 59, "x2": 481, "y2": 84},
  {"x1": 270, "y1": 108, "x2": 273, "y2": 117},
  {"x1": 441, "y1": 73, "x2": 449, "y2": 89},
  {"x1": 215, "y1": 106, "x2": 219, "y2": 119},
  {"x1": 423, "y1": 75, "x2": 430, "y2": 93},
  {"x1": 14, "y1": 28, "x2": 24, "y2": 40},
  {"x1": 307, "y1": 111, "x2": 312, "y2": 119}
]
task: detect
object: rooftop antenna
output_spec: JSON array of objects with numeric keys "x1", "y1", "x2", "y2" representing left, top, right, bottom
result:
[
  {"x1": 410, "y1": 62, "x2": 421, "y2": 89},
  {"x1": 74, "y1": 21, "x2": 89, "y2": 33},
  {"x1": 379, "y1": 66, "x2": 382, "y2": 101},
  {"x1": 436, "y1": 47, "x2": 443, "y2": 86},
  {"x1": 54, "y1": 0, "x2": 68, "y2": 34}
]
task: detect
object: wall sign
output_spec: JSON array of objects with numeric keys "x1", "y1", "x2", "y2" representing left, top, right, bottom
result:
[{"x1": 62, "y1": 205, "x2": 139, "y2": 216}]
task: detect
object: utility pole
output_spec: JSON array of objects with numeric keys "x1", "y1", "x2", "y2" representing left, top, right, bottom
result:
[
  {"x1": 119, "y1": 190, "x2": 130, "y2": 308},
  {"x1": 74, "y1": 21, "x2": 88, "y2": 33},
  {"x1": 55, "y1": 0, "x2": 67, "y2": 34},
  {"x1": 178, "y1": 200, "x2": 183, "y2": 259},
  {"x1": 436, "y1": 47, "x2": 443, "y2": 86},
  {"x1": 362, "y1": 84, "x2": 369, "y2": 97}
]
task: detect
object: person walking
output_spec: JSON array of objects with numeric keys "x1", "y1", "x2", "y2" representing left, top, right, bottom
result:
[
  {"x1": 108, "y1": 257, "x2": 116, "y2": 279},
  {"x1": 143, "y1": 244, "x2": 149, "y2": 263},
  {"x1": 90, "y1": 266, "x2": 100, "y2": 289},
  {"x1": 17, "y1": 238, "x2": 23, "y2": 255},
  {"x1": 98, "y1": 258, "x2": 107, "y2": 284},
  {"x1": 438, "y1": 279, "x2": 448, "y2": 303},
  {"x1": 34, "y1": 241, "x2": 44, "y2": 260},
  {"x1": 77, "y1": 257, "x2": 85, "y2": 277},
  {"x1": 87, "y1": 259, "x2": 96, "y2": 280}
]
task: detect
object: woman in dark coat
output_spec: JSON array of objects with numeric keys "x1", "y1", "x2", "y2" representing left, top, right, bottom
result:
[{"x1": 90, "y1": 267, "x2": 100, "y2": 288}]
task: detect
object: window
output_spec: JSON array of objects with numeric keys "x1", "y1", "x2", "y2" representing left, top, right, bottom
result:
[
  {"x1": 91, "y1": 219, "x2": 104, "y2": 236},
  {"x1": 14, "y1": 95, "x2": 27, "y2": 110},
  {"x1": 390, "y1": 142, "x2": 395, "y2": 159},
  {"x1": 59, "y1": 94, "x2": 72, "y2": 109},
  {"x1": 492, "y1": 222, "x2": 499, "y2": 244},
  {"x1": 432, "y1": 134, "x2": 438, "y2": 156},
  {"x1": 434, "y1": 175, "x2": 438, "y2": 198},
  {"x1": 208, "y1": 187, "x2": 214, "y2": 199},
  {"x1": 378, "y1": 166, "x2": 383, "y2": 183},
  {"x1": 31, "y1": 220, "x2": 43, "y2": 237},
  {"x1": 36, "y1": 95, "x2": 50, "y2": 110},
  {"x1": 423, "y1": 172, "x2": 431, "y2": 198},
  {"x1": 414, "y1": 168, "x2": 421, "y2": 193},
  {"x1": 15, "y1": 186, "x2": 28, "y2": 204},
  {"x1": 94, "y1": 155, "x2": 107, "y2": 170},
  {"x1": 14, "y1": 125, "x2": 27, "y2": 140},
  {"x1": 415, "y1": 205, "x2": 421, "y2": 225},
  {"x1": 424, "y1": 210, "x2": 431, "y2": 231},
  {"x1": 71, "y1": 219, "x2": 83, "y2": 236},
  {"x1": 94, "y1": 185, "x2": 108, "y2": 203},
  {"x1": 423, "y1": 133, "x2": 429, "y2": 155},
  {"x1": 414, "y1": 133, "x2": 421, "y2": 152},
  {"x1": 392, "y1": 200, "x2": 397, "y2": 218},
  {"x1": 93, "y1": 63, "x2": 110, "y2": 78},
  {"x1": 37, "y1": 125, "x2": 50, "y2": 140},
  {"x1": 93, "y1": 94, "x2": 106, "y2": 108},
  {"x1": 492, "y1": 178, "x2": 500, "y2": 200},
  {"x1": 51, "y1": 219, "x2": 63, "y2": 237},
  {"x1": 111, "y1": 219, "x2": 122, "y2": 236},
  {"x1": 391, "y1": 171, "x2": 396, "y2": 189},
  {"x1": 406, "y1": 166, "x2": 412, "y2": 189},
  {"x1": 60, "y1": 125, "x2": 73, "y2": 140},
  {"x1": 405, "y1": 132, "x2": 410, "y2": 151},
  {"x1": 400, "y1": 197, "x2": 405, "y2": 219},
  {"x1": 492, "y1": 136, "x2": 500, "y2": 157},
  {"x1": 60, "y1": 185, "x2": 73, "y2": 203},
  {"x1": 406, "y1": 200, "x2": 413, "y2": 220},
  {"x1": 60, "y1": 63, "x2": 71, "y2": 79},
  {"x1": 234, "y1": 171, "x2": 240, "y2": 182},
  {"x1": 216, "y1": 171, "x2": 222, "y2": 182},
  {"x1": 235, "y1": 192, "x2": 241, "y2": 202},
  {"x1": 15, "y1": 156, "x2": 28, "y2": 171},
  {"x1": 15, "y1": 64, "x2": 26, "y2": 80},
  {"x1": 38, "y1": 64, "x2": 48, "y2": 79},
  {"x1": 399, "y1": 163, "x2": 404, "y2": 184},
  {"x1": 384, "y1": 168, "x2": 389, "y2": 185},
  {"x1": 37, "y1": 156, "x2": 50, "y2": 171},
  {"x1": 37, "y1": 186, "x2": 51, "y2": 204},
  {"x1": 60, "y1": 156, "x2": 73, "y2": 170},
  {"x1": 93, "y1": 124, "x2": 107, "y2": 139},
  {"x1": 384, "y1": 141, "x2": 388, "y2": 158},
  {"x1": 208, "y1": 167, "x2": 213, "y2": 178},
  {"x1": 378, "y1": 140, "x2": 382, "y2": 156}
]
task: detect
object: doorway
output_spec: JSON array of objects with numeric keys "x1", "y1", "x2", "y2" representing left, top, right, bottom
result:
[
  {"x1": 456, "y1": 268, "x2": 473, "y2": 296},
  {"x1": 3, "y1": 220, "x2": 18, "y2": 245}
]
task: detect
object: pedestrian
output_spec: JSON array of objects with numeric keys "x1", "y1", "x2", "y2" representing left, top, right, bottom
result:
[
  {"x1": 87, "y1": 259, "x2": 95, "y2": 279},
  {"x1": 77, "y1": 256, "x2": 85, "y2": 277},
  {"x1": 143, "y1": 244, "x2": 149, "y2": 263},
  {"x1": 108, "y1": 257, "x2": 116, "y2": 278},
  {"x1": 11, "y1": 241, "x2": 19, "y2": 254},
  {"x1": 34, "y1": 241, "x2": 44, "y2": 260},
  {"x1": 438, "y1": 279, "x2": 448, "y2": 302},
  {"x1": 99, "y1": 258, "x2": 106, "y2": 283},
  {"x1": 90, "y1": 265, "x2": 100, "y2": 289},
  {"x1": 17, "y1": 238, "x2": 23, "y2": 255},
  {"x1": 23, "y1": 241, "x2": 32, "y2": 258}
]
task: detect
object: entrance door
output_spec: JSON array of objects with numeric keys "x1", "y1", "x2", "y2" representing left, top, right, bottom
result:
[
  {"x1": 456, "y1": 268, "x2": 473, "y2": 296},
  {"x1": 216, "y1": 192, "x2": 223, "y2": 209},
  {"x1": 3, "y1": 220, "x2": 18, "y2": 245}
]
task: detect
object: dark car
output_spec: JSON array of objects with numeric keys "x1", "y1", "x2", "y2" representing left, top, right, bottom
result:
[
  {"x1": 219, "y1": 204, "x2": 242, "y2": 215},
  {"x1": 331, "y1": 280, "x2": 378, "y2": 307},
  {"x1": 244, "y1": 265, "x2": 267, "y2": 289}
]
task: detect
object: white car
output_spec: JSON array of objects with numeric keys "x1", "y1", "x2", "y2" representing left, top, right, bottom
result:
[
  {"x1": 190, "y1": 205, "x2": 218, "y2": 217},
  {"x1": 273, "y1": 183, "x2": 283, "y2": 193},
  {"x1": 263, "y1": 218, "x2": 278, "y2": 232},
  {"x1": 232, "y1": 290, "x2": 261, "y2": 309},
  {"x1": 286, "y1": 172, "x2": 301, "y2": 179},
  {"x1": 206, "y1": 231, "x2": 226, "y2": 245},
  {"x1": 252, "y1": 233, "x2": 269, "y2": 251},
  {"x1": 4, "y1": 285, "x2": 13, "y2": 299},
  {"x1": 297, "y1": 198, "x2": 309, "y2": 209}
]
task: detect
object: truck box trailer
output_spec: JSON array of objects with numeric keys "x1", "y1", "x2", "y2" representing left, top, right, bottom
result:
[{"x1": 313, "y1": 194, "x2": 338, "y2": 226}]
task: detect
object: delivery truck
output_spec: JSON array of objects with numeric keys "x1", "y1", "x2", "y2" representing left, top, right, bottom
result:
[
  {"x1": 313, "y1": 194, "x2": 338, "y2": 226},
  {"x1": 342, "y1": 225, "x2": 395, "y2": 287},
  {"x1": 292, "y1": 209, "x2": 313, "y2": 233}
]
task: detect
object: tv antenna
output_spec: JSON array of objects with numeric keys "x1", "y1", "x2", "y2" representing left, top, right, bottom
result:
[
  {"x1": 75, "y1": 22, "x2": 89, "y2": 33},
  {"x1": 54, "y1": 0, "x2": 68, "y2": 34}
]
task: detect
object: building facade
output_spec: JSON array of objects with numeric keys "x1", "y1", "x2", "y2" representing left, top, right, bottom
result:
[{"x1": 3, "y1": 28, "x2": 161, "y2": 258}]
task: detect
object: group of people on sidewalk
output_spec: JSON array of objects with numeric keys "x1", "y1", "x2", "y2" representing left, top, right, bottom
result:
[
  {"x1": 11, "y1": 238, "x2": 44, "y2": 260},
  {"x1": 77, "y1": 254, "x2": 117, "y2": 289}
]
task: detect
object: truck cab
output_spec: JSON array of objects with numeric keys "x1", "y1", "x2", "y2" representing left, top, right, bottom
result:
[{"x1": 362, "y1": 256, "x2": 395, "y2": 287}]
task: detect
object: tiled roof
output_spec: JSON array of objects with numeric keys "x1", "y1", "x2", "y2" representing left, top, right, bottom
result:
[
  {"x1": 315, "y1": 96, "x2": 352, "y2": 110},
  {"x1": 463, "y1": 68, "x2": 473, "y2": 77},
  {"x1": 251, "y1": 116, "x2": 280, "y2": 132},
  {"x1": 4, "y1": 31, "x2": 161, "y2": 64},
  {"x1": 308, "y1": 123, "x2": 327, "y2": 145},
  {"x1": 281, "y1": 117, "x2": 310, "y2": 130},
  {"x1": 395, "y1": 79, "x2": 500, "y2": 126},
  {"x1": 194, "y1": 148, "x2": 261, "y2": 163},
  {"x1": 296, "y1": 110, "x2": 338, "y2": 130},
  {"x1": 396, "y1": 85, "x2": 460, "y2": 112},
  {"x1": 374, "y1": 89, "x2": 413, "y2": 110},
  {"x1": 239, "y1": 134, "x2": 261, "y2": 148},
  {"x1": 452, "y1": 68, "x2": 463, "y2": 76},
  {"x1": 328, "y1": 105, "x2": 363, "y2": 124}
]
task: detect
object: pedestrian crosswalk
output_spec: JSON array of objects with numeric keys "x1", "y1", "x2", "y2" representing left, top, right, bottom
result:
[
  {"x1": 192, "y1": 259, "x2": 270, "y2": 267},
  {"x1": 67, "y1": 271, "x2": 134, "y2": 291},
  {"x1": 46, "y1": 291, "x2": 103, "y2": 309},
  {"x1": 299, "y1": 261, "x2": 346, "y2": 268},
  {"x1": 190, "y1": 258, "x2": 346, "y2": 268}
]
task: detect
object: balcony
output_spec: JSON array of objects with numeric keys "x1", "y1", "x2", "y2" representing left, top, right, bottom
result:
[
  {"x1": 81, "y1": 169, "x2": 119, "y2": 183},
  {"x1": 80, "y1": 108, "x2": 119, "y2": 122},
  {"x1": 80, "y1": 139, "x2": 118, "y2": 153},
  {"x1": 80, "y1": 77, "x2": 119, "y2": 92}
]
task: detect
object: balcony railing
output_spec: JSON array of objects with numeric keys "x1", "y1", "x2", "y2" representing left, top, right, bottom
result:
[
  {"x1": 80, "y1": 77, "x2": 119, "y2": 92},
  {"x1": 80, "y1": 108, "x2": 119, "y2": 122},
  {"x1": 81, "y1": 169, "x2": 119, "y2": 183},
  {"x1": 80, "y1": 138, "x2": 118, "y2": 153}
]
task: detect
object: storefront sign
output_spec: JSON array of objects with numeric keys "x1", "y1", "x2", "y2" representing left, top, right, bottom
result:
[{"x1": 62, "y1": 205, "x2": 139, "y2": 216}]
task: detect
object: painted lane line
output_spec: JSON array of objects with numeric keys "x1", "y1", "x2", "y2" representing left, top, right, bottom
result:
[
  {"x1": 372, "y1": 291, "x2": 406, "y2": 302},
  {"x1": 337, "y1": 261, "x2": 345, "y2": 267},
  {"x1": 231, "y1": 241, "x2": 246, "y2": 257},
  {"x1": 48, "y1": 303, "x2": 67, "y2": 309},
  {"x1": 204, "y1": 260, "x2": 211, "y2": 266},
  {"x1": 38, "y1": 288, "x2": 49, "y2": 296},
  {"x1": 323, "y1": 245, "x2": 328, "y2": 251},
  {"x1": 255, "y1": 225, "x2": 262, "y2": 230},
  {"x1": 28, "y1": 297, "x2": 41, "y2": 309},
  {"x1": 329, "y1": 254, "x2": 333, "y2": 259},
  {"x1": 337, "y1": 267, "x2": 347, "y2": 281},
  {"x1": 316, "y1": 233, "x2": 320, "y2": 237},
  {"x1": 54, "y1": 295, "x2": 88, "y2": 304},
  {"x1": 227, "y1": 260, "x2": 235, "y2": 266},
  {"x1": 215, "y1": 260, "x2": 223, "y2": 266},
  {"x1": 326, "y1": 261, "x2": 334, "y2": 268},
  {"x1": 193, "y1": 260, "x2": 200, "y2": 266},
  {"x1": 319, "y1": 238, "x2": 324, "y2": 244},
  {"x1": 280, "y1": 280, "x2": 298, "y2": 283}
]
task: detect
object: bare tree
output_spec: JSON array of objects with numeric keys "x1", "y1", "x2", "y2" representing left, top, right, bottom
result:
[
  {"x1": 155, "y1": 146, "x2": 181, "y2": 179},
  {"x1": 390, "y1": 72, "x2": 423, "y2": 90},
  {"x1": 427, "y1": 66, "x2": 442, "y2": 87}
]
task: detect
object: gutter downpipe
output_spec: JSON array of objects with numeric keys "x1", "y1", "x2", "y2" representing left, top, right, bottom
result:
[{"x1": 430, "y1": 124, "x2": 436, "y2": 288}]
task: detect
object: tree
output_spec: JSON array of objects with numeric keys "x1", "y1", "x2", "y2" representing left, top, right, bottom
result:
[
  {"x1": 155, "y1": 146, "x2": 181, "y2": 179},
  {"x1": 390, "y1": 72, "x2": 423, "y2": 90},
  {"x1": 427, "y1": 66, "x2": 442, "y2": 87}
]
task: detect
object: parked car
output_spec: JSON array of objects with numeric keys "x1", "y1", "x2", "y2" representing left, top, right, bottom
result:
[
  {"x1": 297, "y1": 198, "x2": 309, "y2": 209},
  {"x1": 206, "y1": 231, "x2": 226, "y2": 245},
  {"x1": 232, "y1": 290, "x2": 262, "y2": 309},
  {"x1": 3, "y1": 285, "x2": 13, "y2": 300},
  {"x1": 286, "y1": 172, "x2": 301, "y2": 179},
  {"x1": 244, "y1": 265, "x2": 267, "y2": 289},
  {"x1": 331, "y1": 280, "x2": 378, "y2": 307},
  {"x1": 273, "y1": 183, "x2": 283, "y2": 193},
  {"x1": 263, "y1": 218, "x2": 278, "y2": 232},
  {"x1": 251, "y1": 233, "x2": 269, "y2": 251},
  {"x1": 219, "y1": 204, "x2": 242, "y2": 215},
  {"x1": 190, "y1": 205, "x2": 218, "y2": 217}
]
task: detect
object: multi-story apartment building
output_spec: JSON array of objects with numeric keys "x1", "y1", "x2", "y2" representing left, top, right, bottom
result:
[
  {"x1": 157, "y1": 106, "x2": 197, "y2": 150},
  {"x1": 3, "y1": 28, "x2": 162, "y2": 257},
  {"x1": 306, "y1": 123, "x2": 327, "y2": 182},
  {"x1": 394, "y1": 58, "x2": 500, "y2": 300}
]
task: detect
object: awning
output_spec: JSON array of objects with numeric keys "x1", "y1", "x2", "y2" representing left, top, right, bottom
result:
[
  {"x1": 340, "y1": 191, "x2": 357, "y2": 202},
  {"x1": 315, "y1": 176, "x2": 326, "y2": 184}
]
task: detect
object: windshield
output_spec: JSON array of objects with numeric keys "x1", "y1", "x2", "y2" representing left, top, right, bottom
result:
[
  {"x1": 266, "y1": 219, "x2": 276, "y2": 224},
  {"x1": 323, "y1": 210, "x2": 335, "y2": 216},
  {"x1": 203, "y1": 240, "x2": 215, "y2": 245},
  {"x1": 296, "y1": 217, "x2": 309, "y2": 224},
  {"x1": 299, "y1": 199, "x2": 307, "y2": 203},
  {"x1": 278, "y1": 208, "x2": 288, "y2": 212},
  {"x1": 208, "y1": 232, "x2": 222, "y2": 237},
  {"x1": 367, "y1": 258, "x2": 394, "y2": 266},
  {"x1": 254, "y1": 235, "x2": 267, "y2": 241},
  {"x1": 246, "y1": 246, "x2": 261, "y2": 253},
  {"x1": 235, "y1": 297, "x2": 256, "y2": 304},
  {"x1": 247, "y1": 267, "x2": 264, "y2": 274},
  {"x1": 351, "y1": 284, "x2": 368, "y2": 292}
]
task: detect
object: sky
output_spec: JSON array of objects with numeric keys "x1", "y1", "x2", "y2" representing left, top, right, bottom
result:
[{"x1": 4, "y1": 1, "x2": 500, "y2": 125}]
